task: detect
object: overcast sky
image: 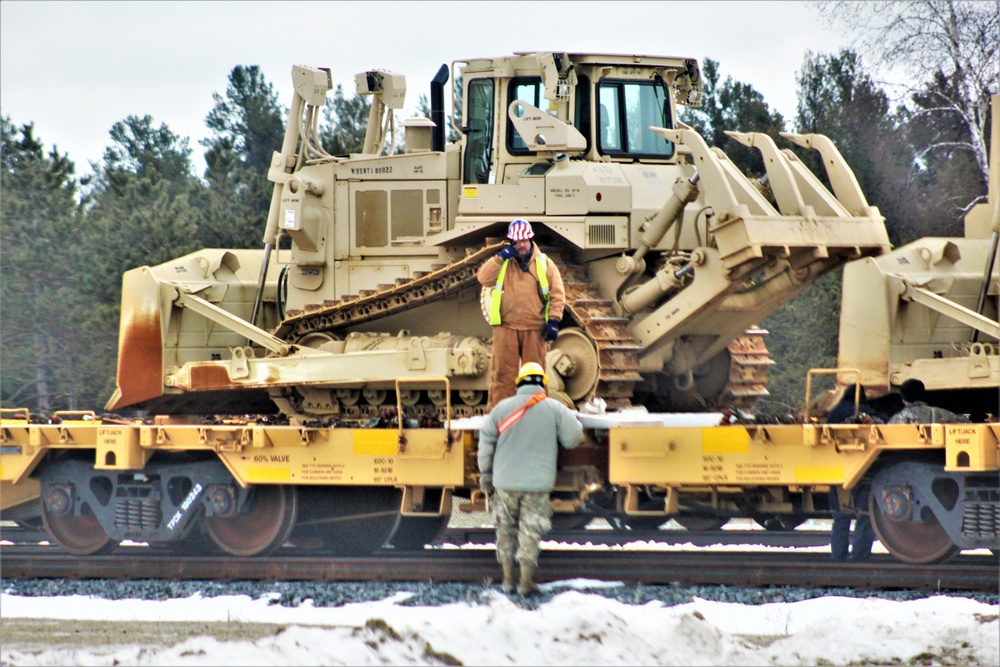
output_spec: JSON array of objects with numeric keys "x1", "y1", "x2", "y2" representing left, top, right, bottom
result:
[{"x1": 1, "y1": 1, "x2": 857, "y2": 178}]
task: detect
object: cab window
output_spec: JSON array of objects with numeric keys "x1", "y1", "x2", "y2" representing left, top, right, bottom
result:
[
  {"x1": 464, "y1": 78, "x2": 495, "y2": 184},
  {"x1": 507, "y1": 76, "x2": 592, "y2": 155},
  {"x1": 597, "y1": 79, "x2": 674, "y2": 158},
  {"x1": 507, "y1": 78, "x2": 543, "y2": 154},
  {"x1": 574, "y1": 75, "x2": 591, "y2": 153}
]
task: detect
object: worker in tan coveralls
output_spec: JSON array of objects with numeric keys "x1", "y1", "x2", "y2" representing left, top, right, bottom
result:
[
  {"x1": 477, "y1": 219, "x2": 566, "y2": 409},
  {"x1": 478, "y1": 362, "x2": 583, "y2": 595}
]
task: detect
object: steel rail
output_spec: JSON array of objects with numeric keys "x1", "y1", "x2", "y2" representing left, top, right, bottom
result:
[
  {"x1": 1, "y1": 526, "x2": 838, "y2": 549},
  {"x1": 436, "y1": 528, "x2": 834, "y2": 548},
  {"x1": 1, "y1": 547, "x2": 995, "y2": 592}
]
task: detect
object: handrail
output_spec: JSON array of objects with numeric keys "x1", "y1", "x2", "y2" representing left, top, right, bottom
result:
[
  {"x1": 804, "y1": 368, "x2": 861, "y2": 422},
  {"x1": 0, "y1": 408, "x2": 30, "y2": 421}
]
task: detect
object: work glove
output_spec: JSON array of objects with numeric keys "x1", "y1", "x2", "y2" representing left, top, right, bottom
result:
[
  {"x1": 480, "y1": 473, "x2": 494, "y2": 496},
  {"x1": 542, "y1": 318, "x2": 560, "y2": 342},
  {"x1": 497, "y1": 245, "x2": 517, "y2": 260}
]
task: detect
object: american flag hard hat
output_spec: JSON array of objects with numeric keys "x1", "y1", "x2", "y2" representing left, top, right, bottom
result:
[{"x1": 507, "y1": 218, "x2": 534, "y2": 240}]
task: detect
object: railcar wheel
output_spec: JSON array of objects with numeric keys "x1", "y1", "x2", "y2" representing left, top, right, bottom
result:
[
  {"x1": 675, "y1": 515, "x2": 729, "y2": 531},
  {"x1": 869, "y1": 487, "x2": 960, "y2": 564},
  {"x1": 40, "y1": 501, "x2": 115, "y2": 555},
  {"x1": 204, "y1": 485, "x2": 298, "y2": 557},
  {"x1": 291, "y1": 486, "x2": 402, "y2": 556},
  {"x1": 386, "y1": 515, "x2": 451, "y2": 550}
]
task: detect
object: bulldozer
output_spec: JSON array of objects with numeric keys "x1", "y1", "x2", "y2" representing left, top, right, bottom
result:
[
  {"x1": 834, "y1": 94, "x2": 999, "y2": 421},
  {"x1": 105, "y1": 52, "x2": 892, "y2": 422}
]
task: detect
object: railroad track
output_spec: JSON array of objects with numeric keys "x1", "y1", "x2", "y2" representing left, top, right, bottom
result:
[
  {"x1": 436, "y1": 527, "x2": 834, "y2": 548},
  {"x1": 0, "y1": 524, "x2": 850, "y2": 550},
  {"x1": 1, "y1": 544, "x2": 995, "y2": 592}
]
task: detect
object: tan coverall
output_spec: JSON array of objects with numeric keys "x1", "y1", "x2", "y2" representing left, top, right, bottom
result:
[{"x1": 477, "y1": 245, "x2": 566, "y2": 408}]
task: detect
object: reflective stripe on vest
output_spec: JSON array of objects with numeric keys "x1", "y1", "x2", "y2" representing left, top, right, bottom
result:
[
  {"x1": 497, "y1": 392, "x2": 547, "y2": 434},
  {"x1": 488, "y1": 254, "x2": 550, "y2": 326},
  {"x1": 488, "y1": 260, "x2": 509, "y2": 325}
]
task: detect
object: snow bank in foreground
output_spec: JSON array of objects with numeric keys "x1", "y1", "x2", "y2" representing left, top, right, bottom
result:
[{"x1": 2, "y1": 589, "x2": 997, "y2": 666}]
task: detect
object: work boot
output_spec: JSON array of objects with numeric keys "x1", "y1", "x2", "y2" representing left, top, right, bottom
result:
[
  {"x1": 518, "y1": 564, "x2": 540, "y2": 596},
  {"x1": 501, "y1": 562, "x2": 516, "y2": 593}
]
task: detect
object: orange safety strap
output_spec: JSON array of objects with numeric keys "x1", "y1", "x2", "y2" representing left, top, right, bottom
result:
[{"x1": 497, "y1": 393, "x2": 547, "y2": 434}]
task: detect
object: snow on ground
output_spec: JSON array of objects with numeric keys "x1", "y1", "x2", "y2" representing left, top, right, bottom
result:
[
  {"x1": 2, "y1": 584, "x2": 997, "y2": 666},
  {"x1": 2, "y1": 519, "x2": 996, "y2": 665}
]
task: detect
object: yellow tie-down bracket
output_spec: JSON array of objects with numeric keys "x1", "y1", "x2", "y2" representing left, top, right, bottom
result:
[
  {"x1": 395, "y1": 377, "x2": 461, "y2": 458},
  {"x1": 400, "y1": 485, "x2": 454, "y2": 517},
  {"x1": 623, "y1": 483, "x2": 679, "y2": 517}
]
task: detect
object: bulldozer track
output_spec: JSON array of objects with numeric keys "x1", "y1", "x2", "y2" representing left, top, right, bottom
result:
[
  {"x1": 548, "y1": 249, "x2": 771, "y2": 411},
  {"x1": 724, "y1": 326, "x2": 772, "y2": 408},
  {"x1": 272, "y1": 240, "x2": 770, "y2": 417},
  {"x1": 544, "y1": 249, "x2": 643, "y2": 409},
  {"x1": 275, "y1": 242, "x2": 504, "y2": 340}
]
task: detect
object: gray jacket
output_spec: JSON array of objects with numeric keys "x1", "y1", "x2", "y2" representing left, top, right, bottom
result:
[{"x1": 478, "y1": 385, "x2": 583, "y2": 492}]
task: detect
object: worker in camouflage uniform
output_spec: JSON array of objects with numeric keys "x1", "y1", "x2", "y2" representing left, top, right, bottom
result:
[
  {"x1": 477, "y1": 362, "x2": 583, "y2": 595},
  {"x1": 888, "y1": 379, "x2": 971, "y2": 424},
  {"x1": 477, "y1": 218, "x2": 566, "y2": 409}
]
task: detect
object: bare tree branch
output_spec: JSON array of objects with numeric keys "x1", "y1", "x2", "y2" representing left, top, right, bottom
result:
[
  {"x1": 811, "y1": 0, "x2": 998, "y2": 187},
  {"x1": 915, "y1": 141, "x2": 981, "y2": 158},
  {"x1": 957, "y1": 194, "x2": 988, "y2": 214}
]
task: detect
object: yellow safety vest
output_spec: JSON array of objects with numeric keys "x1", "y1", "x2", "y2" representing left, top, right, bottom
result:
[{"x1": 488, "y1": 254, "x2": 550, "y2": 326}]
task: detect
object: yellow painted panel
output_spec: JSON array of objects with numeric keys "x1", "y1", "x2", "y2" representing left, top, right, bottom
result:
[
  {"x1": 945, "y1": 424, "x2": 997, "y2": 471},
  {"x1": 353, "y1": 430, "x2": 398, "y2": 456},
  {"x1": 795, "y1": 466, "x2": 844, "y2": 484},
  {"x1": 247, "y1": 466, "x2": 292, "y2": 482},
  {"x1": 701, "y1": 427, "x2": 750, "y2": 454},
  {"x1": 1, "y1": 478, "x2": 40, "y2": 511}
]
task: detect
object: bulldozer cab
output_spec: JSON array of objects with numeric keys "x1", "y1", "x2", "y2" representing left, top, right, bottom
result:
[{"x1": 455, "y1": 52, "x2": 694, "y2": 188}]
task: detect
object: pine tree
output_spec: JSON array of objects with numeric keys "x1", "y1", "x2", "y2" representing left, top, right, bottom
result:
[
  {"x1": 1, "y1": 117, "x2": 87, "y2": 411},
  {"x1": 77, "y1": 115, "x2": 202, "y2": 406},
  {"x1": 201, "y1": 65, "x2": 286, "y2": 247},
  {"x1": 319, "y1": 84, "x2": 371, "y2": 156}
]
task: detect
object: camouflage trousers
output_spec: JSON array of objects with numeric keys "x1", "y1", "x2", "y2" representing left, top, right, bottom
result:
[{"x1": 491, "y1": 489, "x2": 553, "y2": 569}]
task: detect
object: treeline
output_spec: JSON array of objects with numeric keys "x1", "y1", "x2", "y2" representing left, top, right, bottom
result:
[{"x1": 1, "y1": 5, "x2": 994, "y2": 413}]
